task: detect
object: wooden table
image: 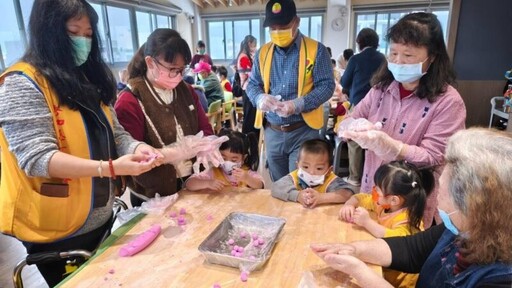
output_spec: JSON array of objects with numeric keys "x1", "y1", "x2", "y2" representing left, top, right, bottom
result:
[{"x1": 59, "y1": 189, "x2": 381, "y2": 288}]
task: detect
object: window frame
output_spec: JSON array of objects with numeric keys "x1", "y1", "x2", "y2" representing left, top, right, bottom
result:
[
  {"x1": 204, "y1": 12, "x2": 325, "y2": 62},
  {"x1": 351, "y1": 3, "x2": 450, "y2": 55}
]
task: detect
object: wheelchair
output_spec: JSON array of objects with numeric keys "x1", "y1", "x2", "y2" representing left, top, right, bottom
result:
[{"x1": 12, "y1": 198, "x2": 128, "y2": 288}]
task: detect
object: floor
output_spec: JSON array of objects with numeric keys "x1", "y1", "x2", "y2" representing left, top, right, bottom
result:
[{"x1": 0, "y1": 150, "x2": 272, "y2": 288}]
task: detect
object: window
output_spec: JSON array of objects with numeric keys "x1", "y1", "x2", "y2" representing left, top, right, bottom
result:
[
  {"x1": 207, "y1": 19, "x2": 261, "y2": 61},
  {"x1": 136, "y1": 11, "x2": 152, "y2": 46},
  {"x1": 19, "y1": 0, "x2": 34, "y2": 32},
  {"x1": 1, "y1": 0, "x2": 176, "y2": 67},
  {"x1": 106, "y1": 6, "x2": 134, "y2": 63},
  {"x1": 90, "y1": 3, "x2": 111, "y2": 63},
  {"x1": 0, "y1": 1, "x2": 25, "y2": 70},
  {"x1": 264, "y1": 14, "x2": 324, "y2": 44},
  {"x1": 156, "y1": 15, "x2": 170, "y2": 29},
  {"x1": 353, "y1": 7, "x2": 450, "y2": 54}
]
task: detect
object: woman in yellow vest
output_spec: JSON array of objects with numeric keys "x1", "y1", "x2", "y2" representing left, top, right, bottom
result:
[{"x1": 0, "y1": 1, "x2": 166, "y2": 286}]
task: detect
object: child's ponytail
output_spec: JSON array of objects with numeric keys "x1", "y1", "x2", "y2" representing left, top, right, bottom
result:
[{"x1": 374, "y1": 161, "x2": 434, "y2": 231}]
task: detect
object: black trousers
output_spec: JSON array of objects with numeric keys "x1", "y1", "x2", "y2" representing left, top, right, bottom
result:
[
  {"x1": 241, "y1": 91, "x2": 260, "y2": 137},
  {"x1": 22, "y1": 217, "x2": 112, "y2": 287}
]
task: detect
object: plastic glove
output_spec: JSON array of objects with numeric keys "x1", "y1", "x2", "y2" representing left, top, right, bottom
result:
[
  {"x1": 163, "y1": 131, "x2": 211, "y2": 164},
  {"x1": 344, "y1": 130, "x2": 404, "y2": 162},
  {"x1": 274, "y1": 100, "x2": 296, "y2": 117},
  {"x1": 336, "y1": 118, "x2": 382, "y2": 138},
  {"x1": 192, "y1": 135, "x2": 229, "y2": 174},
  {"x1": 257, "y1": 94, "x2": 281, "y2": 112}
]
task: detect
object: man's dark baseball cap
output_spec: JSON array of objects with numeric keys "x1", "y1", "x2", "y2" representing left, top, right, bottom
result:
[{"x1": 263, "y1": 0, "x2": 297, "y2": 27}]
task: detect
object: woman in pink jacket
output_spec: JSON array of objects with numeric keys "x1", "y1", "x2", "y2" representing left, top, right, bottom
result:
[{"x1": 337, "y1": 12, "x2": 466, "y2": 228}]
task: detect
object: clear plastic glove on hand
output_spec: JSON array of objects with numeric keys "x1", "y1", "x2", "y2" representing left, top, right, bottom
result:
[
  {"x1": 336, "y1": 118, "x2": 383, "y2": 138},
  {"x1": 274, "y1": 100, "x2": 296, "y2": 118},
  {"x1": 164, "y1": 131, "x2": 213, "y2": 164},
  {"x1": 192, "y1": 135, "x2": 229, "y2": 174},
  {"x1": 343, "y1": 130, "x2": 404, "y2": 162},
  {"x1": 257, "y1": 94, "x2": 282, "y2": 112}
]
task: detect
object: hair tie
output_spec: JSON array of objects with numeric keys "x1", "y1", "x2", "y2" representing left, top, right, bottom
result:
[{"x1": 412, "y1": 181, "x2": 417, "y2": 188}]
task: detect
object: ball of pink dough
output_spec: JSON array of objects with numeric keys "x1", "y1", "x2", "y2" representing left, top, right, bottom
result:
[
  {"x1": 169, "y1": 211, "x2": 177, "y2": 218},
  {"x1": 213, "y1": 283, "x2": 221, "y2": 288},
  {"x1": 234, "y1": 252, "x2": 243, "y2": 257},
  {"x1": 258, "y1": 239, "x2": 265, "y2": 245},
  {"x1": 227, "y1": 239, "x2": 235, "y2": 245},
  {"x1": 240, "y1": 271, "x2": 249, "y2": 282},
  {"x1": 179, "y1": 208, "x2": 186, "y2": 215},
  {"x1": 231, "y1": 250, "x2": 237, "y2": 256},
  {"x1": 252, "y1": 241, "x2": 259, "y2": 247},
  {"x1": 252, "y1": 233, "x2": 258, "y2": 240},
  {"x1": 236, "y1": 246, "x2": 244, "y2": 252},
  {"x1": 240, "y1": 231, "x2": 247, "y2": 238}
]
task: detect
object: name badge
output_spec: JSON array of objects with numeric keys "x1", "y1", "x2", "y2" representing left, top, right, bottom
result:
[{"x1": 189, "y1": 105, "x2": 195, "y2": 111}]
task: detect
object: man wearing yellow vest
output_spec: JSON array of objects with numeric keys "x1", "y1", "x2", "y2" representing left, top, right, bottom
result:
[{"x1": 246, "y1": 0, "x2": 334, "y2": 181}]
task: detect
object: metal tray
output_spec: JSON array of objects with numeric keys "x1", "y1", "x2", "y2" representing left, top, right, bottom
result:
[{"x1": 198, "y1": 212, "x2": 286, "y2": 271}]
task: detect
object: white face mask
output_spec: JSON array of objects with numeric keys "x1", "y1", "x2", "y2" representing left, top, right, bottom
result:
[
  {"x1": 220, "y1": 161, "x2": 241, "y2": 175},
  {"x1": 387, "y1": 59, "x2": 428, "y2": 83},
  {"x1": 298, "y1": 168, "x2": 325, "y2": 186}
]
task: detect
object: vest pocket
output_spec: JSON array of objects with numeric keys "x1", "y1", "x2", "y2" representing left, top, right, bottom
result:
[{"x1": 25, "y1": 188, "x2": 73, "y2": 232}]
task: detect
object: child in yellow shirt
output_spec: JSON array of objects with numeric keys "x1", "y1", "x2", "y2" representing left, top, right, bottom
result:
[
  {"x1": 185, "y1": 129, "x2": 264, "y2": 191},
  {"x1": 339, "y1": 161, "x2": 434, "y2": 288}
]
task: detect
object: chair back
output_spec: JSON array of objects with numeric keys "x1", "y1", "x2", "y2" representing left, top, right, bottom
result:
[
  {"x1": 223, "y1": 91, "x2": 234, "y2": 112},
  {"x1": 207, "y1": 100, "x2": 222, "y2": 114},
  {"x1": 489, "y1": 96, "x2": 509, "y2": 128},
  {"x1": 207, "y1": 100, "x2": 223, "y2": 133}
]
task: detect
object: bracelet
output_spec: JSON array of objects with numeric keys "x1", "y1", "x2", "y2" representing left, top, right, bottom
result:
[
  {"x1": 108, "y1": 158, "x2": 116, "y2": 180},
  {"x1": 97, "y1": 160, "x2": 104, "y2": 178}
]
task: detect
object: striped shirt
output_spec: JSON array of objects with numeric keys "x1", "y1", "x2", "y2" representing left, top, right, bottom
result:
[{"x1": 246, "y1": 32, "x2": 335, "y2": 126}]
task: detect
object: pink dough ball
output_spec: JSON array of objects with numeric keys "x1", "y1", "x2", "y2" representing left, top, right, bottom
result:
[
  {"x1": 227, "y1": 239, "x2": 235, "y2": 245},
  {"x1": 240, "y1": 271, "x2": 248, "y2": 282}
]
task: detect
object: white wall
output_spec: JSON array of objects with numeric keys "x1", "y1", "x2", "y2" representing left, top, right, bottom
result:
[{"x1": 323, "y1": 0, "x2": 351, "y2": 61}]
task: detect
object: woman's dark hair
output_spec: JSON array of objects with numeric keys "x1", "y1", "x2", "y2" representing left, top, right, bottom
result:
[
  {"x1": 343, "y1": 49, "x2": 354, "y2": 61},
  {"x1": 127, "y1": 28, "x2": 191, "y2": 79},
  {"x1": 371, "y1": 12, "x2": 456, "y2": 103},
  {"x1": 197, "y1": 40, "x2": 206, "y2": 48},
  {"x1": 298, "y1": 139, "x2": 334, "y2": 166},
  {"x1": 218, "y1": 128, "x2": 259, "y2": 171},
  {"x1": 217, "y1": 66, "x2": 228, "y2": 78},
  {"x1": 356, "y1": 28, "x2": 379, "y2": 50},
  {"x1": 236, "y1": 35, "x2": 257, "y2": 66},
  {"x1": 22, "y1": 0, "x2": 115, "y2": 109},
  {"x1": 374, "y1": 160, "x2": 435, "y2": 231}
]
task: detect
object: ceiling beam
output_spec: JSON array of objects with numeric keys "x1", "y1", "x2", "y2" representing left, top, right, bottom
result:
[
  {"x1": 204, "y1": 0, "x2": 216, "y2": 7},
  {"x1": 217, "y1": 0, "x2": 228, "y2": 7},
  {"x1": 191, "y1": 0, "x2": 204, "y2": 8}
]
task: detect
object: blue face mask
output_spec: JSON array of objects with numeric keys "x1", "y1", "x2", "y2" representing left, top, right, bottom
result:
[
  {"x1": 387, "y1": 60, "x2": 427, "y2": 83},
  {"x1": 70, "y1": 36, "x2": 92, "y2": 66},
  {"x1": 438, "y1": 208, "x2": 459, "y2": 235}
]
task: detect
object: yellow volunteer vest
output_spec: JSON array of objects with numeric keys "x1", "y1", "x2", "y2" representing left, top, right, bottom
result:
[
  {"x1": 211, "y1": 166, "x2": 250, "y2": 188},
  {"x1": 290, "y1": 170, "x2": 337, "y2": 193},
  {"x1": 255, "y1": 36, "x2": 323, "y2": 129},
  {"x1": 0, "y1": 62, "x2": 113, "y2": 243}
]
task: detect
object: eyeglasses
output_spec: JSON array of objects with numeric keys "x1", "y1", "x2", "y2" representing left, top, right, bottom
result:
[{"x1": 153, "y1": 58, "x2": 185, "y2": 78}]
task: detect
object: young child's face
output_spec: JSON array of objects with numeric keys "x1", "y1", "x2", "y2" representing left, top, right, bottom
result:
[
  {"x1": 297, "y1": 151, "x2": 330, "y2": 176},
  {"x1": 220, "y1": 149, "x2": 244, "y2": 163}
]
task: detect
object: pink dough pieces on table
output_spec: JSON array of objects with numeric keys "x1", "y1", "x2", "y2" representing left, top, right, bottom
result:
[
  {"x1": 179, "y1": 208, "x2": 187, "y2": 215},
  {"x1": 177, "y1": 215, "x2": 187, "y2": 226},
  {"x1": 240, "y1": 271, "x2": 249, "y2": 282},
  {"x1": 119, "y1": 225, "x2": 161, "y2": 257}
]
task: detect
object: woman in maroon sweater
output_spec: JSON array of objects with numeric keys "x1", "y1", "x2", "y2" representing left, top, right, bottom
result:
[{"x1": 115, "y1": 29, "x2": 213, "y2": 207}]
